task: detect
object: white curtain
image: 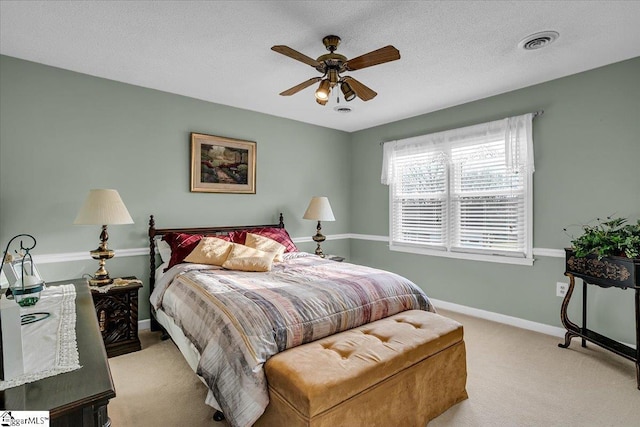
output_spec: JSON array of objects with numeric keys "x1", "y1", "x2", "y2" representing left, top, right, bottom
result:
[
  {"x1": 381, "y1": 112, "x2": 534, "y2": 185},
  {"x1": 505, "y1": 113, "x2": 535, "y2": 173}
]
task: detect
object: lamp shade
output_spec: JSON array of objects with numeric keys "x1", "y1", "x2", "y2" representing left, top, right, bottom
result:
[
  {"x1": 73, "y1": 189, "x2": 134, "y2": 225},
  {"x1": 303, "y1": 197, "x2": 335, "y2": 221}
]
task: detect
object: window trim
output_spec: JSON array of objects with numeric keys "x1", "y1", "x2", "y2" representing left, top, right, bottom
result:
[
  {"x1": 388, "y1": 244, "x2": 535, "y2": 266},
  {"x1": 385, "y1": 113, "x2": 535, "y2": 265}
]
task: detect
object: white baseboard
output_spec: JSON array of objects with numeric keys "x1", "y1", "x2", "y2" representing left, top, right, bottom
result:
[
  {"x1": 139, "y1": 318, "x2": 151, "y2": 331},
  {"x1": 430, "y1": 298, "x2": 566, "y2": 338},
  {"x1": 430, "y1": 298, "x2": 636, "y2": 349}
]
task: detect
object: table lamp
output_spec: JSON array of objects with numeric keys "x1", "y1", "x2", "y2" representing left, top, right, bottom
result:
[
  {"x1": 303, "y1": 196, "x2": 335, "y2": 258},
  {"x1": 74, "y1": 189, "x2": 134, "y2": 286}
]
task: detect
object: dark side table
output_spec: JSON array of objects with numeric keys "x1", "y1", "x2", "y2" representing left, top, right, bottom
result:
[
  {"x1": 559, "y1": 250, "x2": 639, "y2": 389},
  {"x1": 90, "y1": 278, "x2": 142, "y2": 358}
]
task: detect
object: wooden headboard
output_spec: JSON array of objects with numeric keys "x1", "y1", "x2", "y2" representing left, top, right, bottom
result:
[
  {"x1": 147, "y1": 213, "x2": 284, "y2": 334},
  {"x1": 147, "y1": 213, "x2": 285, "y2": 293}
]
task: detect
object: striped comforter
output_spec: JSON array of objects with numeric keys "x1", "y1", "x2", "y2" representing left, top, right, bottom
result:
[{"x1": 151, "y1": 252, "x2": 433, "y2": 427}]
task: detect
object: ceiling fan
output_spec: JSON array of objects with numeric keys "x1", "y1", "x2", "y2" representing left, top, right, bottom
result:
[{"x1": 271, "y1": 35, "x2": 400, "y2": 106}]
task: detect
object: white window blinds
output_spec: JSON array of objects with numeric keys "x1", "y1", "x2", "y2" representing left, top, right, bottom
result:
[{"x1": 382, "y1": 113, "x2": 534, "y2": 261}]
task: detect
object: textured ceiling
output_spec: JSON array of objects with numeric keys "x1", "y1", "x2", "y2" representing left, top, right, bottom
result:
[{"x1": 1, "y1": 1, "x2": 639, "y2": 132}]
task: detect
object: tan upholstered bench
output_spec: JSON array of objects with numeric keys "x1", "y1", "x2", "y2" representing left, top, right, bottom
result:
[{"x1": 255, "y1": 310, "x2": 468, "y2": 427}]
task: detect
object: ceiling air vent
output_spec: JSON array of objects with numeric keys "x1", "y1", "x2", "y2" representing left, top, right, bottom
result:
[{"x1": 519, "y1": 31, "x2": 559, "y2": 50}]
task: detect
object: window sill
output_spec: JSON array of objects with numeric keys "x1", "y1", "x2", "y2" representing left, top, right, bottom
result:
[{"x1": 389, "y1": 244, "x2": 535, "y2": 266}]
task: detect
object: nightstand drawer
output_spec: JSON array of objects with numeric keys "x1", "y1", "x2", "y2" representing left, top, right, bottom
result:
[{"x1": 91, "y1": 279, "x2": 142, "y2": 358}]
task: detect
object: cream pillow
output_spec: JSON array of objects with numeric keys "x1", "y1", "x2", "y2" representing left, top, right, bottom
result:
[
  {"x1": 245, "y1": 232, "x2": 286, "y2": 262},
  {"x1": 222, "y1": 243, "x2": 276, "y2": 272},
  {"x1": 156, "y1": 239, "x2": 172, "y2": 263},
  {"x1": 184, "y1": 237, "x2": 234, "y2": 266}
]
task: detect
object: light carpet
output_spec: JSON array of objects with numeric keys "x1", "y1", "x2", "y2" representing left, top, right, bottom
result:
[{"x1": 107, "y1": 309, "x2": 639, "y2": 426}]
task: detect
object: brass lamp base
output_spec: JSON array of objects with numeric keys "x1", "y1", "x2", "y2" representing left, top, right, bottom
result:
[
  {"x1": 89, "y1": 225, "x2": 115, "y2": 287},
  {"x1": 312, "y1": 220, "x2": 326, "y2": 258},
  {"x1": 89, "y1": 251, "x2": 114, "y2": 286},
  {"x1": 88, "y1": 276, "x2": 113, "y2": 286}
]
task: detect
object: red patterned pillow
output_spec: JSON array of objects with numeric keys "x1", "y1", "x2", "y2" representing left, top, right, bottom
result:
[
  {"x1": 163, "y1": 233, "x2": 231, "y2": 269},
  {"x1": 230, "y1": 227, "x2": 298, "y2": 253}
]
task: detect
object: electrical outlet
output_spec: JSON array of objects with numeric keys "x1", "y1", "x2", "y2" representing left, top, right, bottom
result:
[{"x1": 556, "y1": 282, "x2": 568, "y2": 297}]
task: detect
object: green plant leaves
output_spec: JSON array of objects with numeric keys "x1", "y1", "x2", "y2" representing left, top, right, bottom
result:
[{"x1": 570, "y1": 217, "x2": 640, "y2": 259}]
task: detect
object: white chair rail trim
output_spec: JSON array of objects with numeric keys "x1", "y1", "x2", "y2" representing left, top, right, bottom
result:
[
  {"x1": 33, "y1": 247, "x2": 149, "y2": 264},
  {"x1": 32, "y1": 234, "x2": 563, "y2": 264}
]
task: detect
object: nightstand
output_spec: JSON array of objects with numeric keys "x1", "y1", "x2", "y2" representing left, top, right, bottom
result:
[
  {"x1": 90, "y1": 278, "x2": 142, "y2": 358},
  {"x1": 325, "y1": 255, "x2": 345, "y2": 262}
]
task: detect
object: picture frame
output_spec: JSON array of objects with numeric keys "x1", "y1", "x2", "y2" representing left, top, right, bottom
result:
[{"x1": 191, "y1": 133, "x2": 256, "y2": 194}]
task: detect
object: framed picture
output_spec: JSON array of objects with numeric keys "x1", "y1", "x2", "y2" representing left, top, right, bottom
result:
[{"x1": 191, "y1": 133, "x2": 256, "y2": 194}]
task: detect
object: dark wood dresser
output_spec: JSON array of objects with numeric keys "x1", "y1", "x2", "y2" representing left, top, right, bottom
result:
[
  {"x1": 1, "y1": 279, "x2": 116, "y2": 426},
  {"x1": 90, "y1": 280, "x2": 142, "y2": 358}
]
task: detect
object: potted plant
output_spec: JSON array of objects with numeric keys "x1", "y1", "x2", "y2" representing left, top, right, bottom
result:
[{"x1": 564, "y1": 217, "x2": 640, "y2": 288}]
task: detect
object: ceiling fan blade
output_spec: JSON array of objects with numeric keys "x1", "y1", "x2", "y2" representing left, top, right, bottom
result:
[
  {"x1": 345, "y1": 45, "x2": 400, "y2": 71},
  {"x1": 279, "y1": 77, "x2": 322, "y2": 96},
  {"x1": 343, "y1": 76, "x2": 377, "y2": 101},
  {"x1": 271, "y1": 45, "x2": 321, "y2": 68}
]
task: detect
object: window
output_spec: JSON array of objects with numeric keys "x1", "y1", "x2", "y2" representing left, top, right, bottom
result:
[{"x1": 382, "y1": 113, "x2": 534, "y2": 265}]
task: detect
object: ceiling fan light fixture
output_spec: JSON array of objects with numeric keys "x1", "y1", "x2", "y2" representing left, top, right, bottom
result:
[
  {"x1": 272, "y1": 35, "x2": 400, "y2": 105},
  {"x1": 340, "y1": 81, "x2": 356, "y2": 102},
  {"x1": 315, "y1": 79, "x2": 331, "y2": 101}
]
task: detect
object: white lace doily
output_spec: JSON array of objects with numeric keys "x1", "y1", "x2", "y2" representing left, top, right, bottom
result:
[
  {"x1": 0, "y1": 284, "x2": 81, "y2": 390},
  {"x1": 89, "y1": 277, "x2": 142, "y2": 293}
]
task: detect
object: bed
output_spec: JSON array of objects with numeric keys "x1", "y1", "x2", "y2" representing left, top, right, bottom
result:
[{"x1": 147, "y1": 214, "x2": 465, "y2": 427}]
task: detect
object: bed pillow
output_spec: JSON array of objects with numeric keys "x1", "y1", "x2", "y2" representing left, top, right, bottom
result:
[
  {"x1": 244, "y1": 233, "x2": 286, "y2": 262},
  {"x1": 163, "y1": 233, "x2": 203, "y2": 270},
  {"x1": 156, "y1": 239, "x2": 172, "y2": 263},
  {"x1": 184, "y1": 237, "x2": 234, "y2": 266},
  {"x1": 222, "y1": 243, "x2": 276, "y2": 272},
  {"x1": 163, "y1": 232, "x2": 231, "y2": 269},
  {"x1": 231, "y1": 227, "x2": 298, "y2": 253}
]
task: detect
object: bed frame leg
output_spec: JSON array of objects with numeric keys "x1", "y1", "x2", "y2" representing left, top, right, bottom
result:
[
  {"x1": 153, "y1": 319, "x2": 170, "y2": 340},
  {"x1": 213, "y1": 411, "x2": 225, "y2": 422}
]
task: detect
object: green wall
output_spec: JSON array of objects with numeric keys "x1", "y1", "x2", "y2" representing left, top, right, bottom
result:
[
  {"x1": 1, "y1": 55, "x2": 639, "y2": 344},
  {"x1": 0, "y1": 55, "x2": 351, "y2": 320},
  {"x1": 349, "y1": 57, "x2": 640, "y2": 344}
]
